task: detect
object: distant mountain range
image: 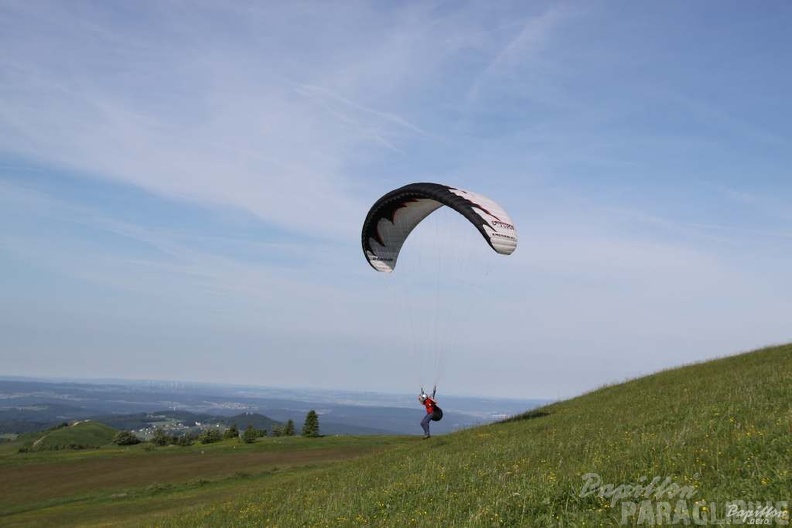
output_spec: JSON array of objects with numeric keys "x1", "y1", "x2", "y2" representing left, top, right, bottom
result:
[{"x1": 0, "y1": 378, "x2": 547, "y2": 436}]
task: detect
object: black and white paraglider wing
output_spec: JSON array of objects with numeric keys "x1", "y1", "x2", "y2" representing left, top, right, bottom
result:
[{"x1": 361, "y1": 182, "x2": 517, "y2": 272}]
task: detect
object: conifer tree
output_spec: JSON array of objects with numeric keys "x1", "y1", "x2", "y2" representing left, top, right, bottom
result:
[
  {"x1": 242, "y1": 424, "x2": 258, "y2": 444},
  {"x1": 301, "y1": 410, "x2": 319, "y2": 437}
]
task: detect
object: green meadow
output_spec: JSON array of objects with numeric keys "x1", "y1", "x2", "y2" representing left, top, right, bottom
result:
[
  {"x1": 0, "y1": 435, "x2": 403, "y2": 527},
  {"x1": 16, "y1": 421, "x2": 117, "y2": 452},
  {"x1": 2, "y1": 344, "x2": 790, "y2": 527}
]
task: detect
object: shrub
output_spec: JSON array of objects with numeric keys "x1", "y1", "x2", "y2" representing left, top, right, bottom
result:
[
  {"x1": 198, "y1": 428, "x2": 222, "y2": 444},
  {"x1": 113, "y1": 431, "x2": 141, "y2": 446},
  {"x1": 151, "y1": 428, "x2": 171, "y2": 447},
  {"x1": 224, "y1": 423, "x2": 239, "y2": 440}
]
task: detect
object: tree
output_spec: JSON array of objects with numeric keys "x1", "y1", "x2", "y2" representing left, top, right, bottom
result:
[
  {"x1": 285, "y1": 419, "x2": 295, "y2": 436},
  {"x1": 198, "y1": 428, "x2": 223, "y2": 444},
  {"x1": 151, "y1": 427, "x2": 170, "y2": 447},
  {"x1": 224, "y1": 423, "x2": 239, "y2": 440},
  {"x1": 242, "y1": 425, "x2": 258, "y2": 444},
  {"x1": 302, "y1": 410, "x2": 320, "y2": 438},
  {"x1": 113, "y1": 431, "x2": 141, "y2": 446}
]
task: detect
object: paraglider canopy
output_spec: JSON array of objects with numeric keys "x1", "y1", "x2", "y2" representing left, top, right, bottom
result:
[
  {"x1": 361, "y1": 183, "x2": 518, "y2": 395},
  {"x1": 361, "y1": 182, "x2": 517, "y2": 272}
]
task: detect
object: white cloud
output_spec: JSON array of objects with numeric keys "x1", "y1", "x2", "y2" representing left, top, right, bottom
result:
[{"x1": 2, "y1": 2, "x2": 486, "y2": 238}]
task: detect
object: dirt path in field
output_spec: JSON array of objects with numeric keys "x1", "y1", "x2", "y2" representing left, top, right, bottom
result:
[{"x1": 0, "y1": 445, "x2": 366, "y2": 507}]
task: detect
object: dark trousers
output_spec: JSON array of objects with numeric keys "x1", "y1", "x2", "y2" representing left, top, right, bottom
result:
[{"x1": 421, "y1": 412, "x2": 435, "y2": 435}]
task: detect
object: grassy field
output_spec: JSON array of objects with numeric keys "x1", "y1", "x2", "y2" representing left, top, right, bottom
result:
[
  {"x1": 0, "y1": 435, "x2": 405, "y2": 527},
  {"x1": 2, "y1": 344, "x2": 790, "y2": 527}
]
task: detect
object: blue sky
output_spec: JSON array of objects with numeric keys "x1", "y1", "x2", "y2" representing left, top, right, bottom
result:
[{"x1": 1, "y1": 1, "x2": 790, "y2": 399}]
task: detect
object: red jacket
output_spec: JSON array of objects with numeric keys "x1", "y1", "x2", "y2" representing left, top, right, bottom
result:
[{"x1": 423, "y1": 397, "x2": 437, "y2": 414}]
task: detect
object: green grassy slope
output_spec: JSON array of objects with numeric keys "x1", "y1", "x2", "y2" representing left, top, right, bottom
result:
[
  {"x1": 156, "y1": 344, "x2": 791, "y2": 527},
  {"x1": 0, "y1": 435, "x2": 405, "y2": 527},
  {"x1": 25, "y1": 421, "x2": 117, "y2": 452}
]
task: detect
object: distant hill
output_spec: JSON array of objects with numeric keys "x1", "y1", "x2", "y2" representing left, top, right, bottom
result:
[
  {"x1": 0, "y1": 403, "x2": 92, "y2": 434},
  {"x1": 12, "y1": 408, "x2": 388, "y2": 438},
  {"x1": 221, "y1": 412, "x2": 281, "y2": 432},
  {"x1": 89, "y1": 410, "x2": 283, "y2": 433},
  {"x1": 23, "y1": 421, "x2": 117, "y2": 452},
  {"x1": 89, "y1": 410, "x2": 223, "y2": 431},
  {"x1": 319, "y1": 421, "x2": 394, "y2": 435}
]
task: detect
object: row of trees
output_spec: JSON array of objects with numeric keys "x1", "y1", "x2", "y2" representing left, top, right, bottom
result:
[
  {"x1": 238, "y1": 410, "x2": 320, "y2": 442},
  {"x1": 113, "y1": 410, "x2": 320, "y2": 447}
]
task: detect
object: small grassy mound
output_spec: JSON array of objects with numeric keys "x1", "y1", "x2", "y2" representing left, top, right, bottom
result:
[{"x1": 25, "y1": 421, "x2": 117, "y2": 452}]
